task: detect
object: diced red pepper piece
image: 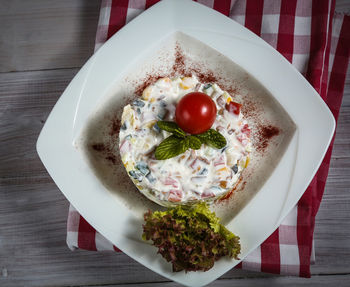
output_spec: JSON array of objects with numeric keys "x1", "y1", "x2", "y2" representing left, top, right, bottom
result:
[
  {"x1": 201, "y1": 190, "x2": 215, "y2": 198},
  {"x1": 163, "y1": 177, "x2": 179, "y2": 188},
  {"x1": 225, "y1": 101, "x2": 242, "y2": 115},
  {"x1": 168, "y1": 190, "x2": 183, "y2": 202},
  {"x1": 237, "y1": 134, "x2": 248, "y2": 145},
  {"x1": 213, "y1": 155, "x2": 225, "y2": 166},
  {"x1": 241, "y1": 123, "x2": 251, "y2": 137}
]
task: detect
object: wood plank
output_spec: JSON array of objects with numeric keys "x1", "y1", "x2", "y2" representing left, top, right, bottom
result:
[
  {"x1": 0, "y1": 180, "x2": 274, "y2": 286},
  {"x1": 335, "y1": 0, "x2": 350, "y2": 13},
  {"x1": 87, "y1": 275, "x2": 350, "y2": 287},
  {"x1": 0, "y1": 67, "x2": 349, "y2": 286},
  {"x1": 0, "y1": 0, "x2": 347, "y2": 74},
  {"x1": 0, "y1": 0, "x2": 100, "y2": 73},
  {"x1": 312, "y1": 66, "x2": 350, "y2": 275},
  {"x1": 0, "y1": 68, "x2": 79, "y2": 179}
]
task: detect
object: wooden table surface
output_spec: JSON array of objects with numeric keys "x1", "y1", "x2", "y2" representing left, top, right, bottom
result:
[{"x1": 0, "y1": 1, "x2": 349, "y2": 286}]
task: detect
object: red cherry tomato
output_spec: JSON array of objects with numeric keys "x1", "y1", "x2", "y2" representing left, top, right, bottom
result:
[
  {"x1": 225, "y1": 101, "x2": 242, "y2": 115},
  {"x1": 175, "y1": 92, "x2": 217, "y2": 135}
]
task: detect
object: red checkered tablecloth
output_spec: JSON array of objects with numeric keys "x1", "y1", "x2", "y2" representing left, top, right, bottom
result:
[{"x1": 67, "y1": 0, "x2": 350, "y2": 278}]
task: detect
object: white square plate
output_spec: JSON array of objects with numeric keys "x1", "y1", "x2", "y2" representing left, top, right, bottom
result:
[{"x1": 37, "y1": 0, "x2": 335, "y2": 286}]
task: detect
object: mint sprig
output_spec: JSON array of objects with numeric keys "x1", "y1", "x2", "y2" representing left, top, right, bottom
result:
[
  {"x1": 195, "y1": 129, "x2": 227, "y2": 149},
  {"x1": 155, "y1": 121, "x2": 227, "y2": 160},
  {"x1": 156, "y1": 121, "x2": 186, "y2": 138},
  {"x1": 187, "y1": 135, "x2": 202, "y2": 150},
  {"x1": 155, "y1": 135, "x2": 187, "y2": 160}
]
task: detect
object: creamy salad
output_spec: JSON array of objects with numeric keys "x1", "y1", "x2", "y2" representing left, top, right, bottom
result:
[{"x1": 119, "y1": 75, "x2": 252, "y2": 206}]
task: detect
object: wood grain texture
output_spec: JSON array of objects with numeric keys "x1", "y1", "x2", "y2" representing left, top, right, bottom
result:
[
  {"x1": 312, "y1": 68, "x2": 350, "y2": 275},
  {"x1": 0, "y1": 0, "x2": 100, "y2": 72},
  {"x1": 0, "y1": 0, "x2": 349, "y2": 286},
  {"x1": 335, "y1": 0, "x2": 350, "y2": 13},
  {"x1": 86, "y1": 275, "x2": 350, "y2": 287},
  {"x1": 0, "y1": 67, "x2": 349, "y2": 287}
]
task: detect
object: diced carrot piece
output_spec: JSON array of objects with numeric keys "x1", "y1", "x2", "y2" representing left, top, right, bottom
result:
[
  {"x1": 220, "y1": 181, "x2": 227, "y2": 188},
  {"x1": 168, "y1": 190, "x2": 182, "y2": 202},
  {"x1": 217, "y1": 167, "x2": 228, "y2": 173}
]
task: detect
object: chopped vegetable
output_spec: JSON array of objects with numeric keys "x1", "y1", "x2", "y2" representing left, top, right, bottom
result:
[
  {"x1": 241, "y1": 123, "x2": 251, "y2": 137},
  {"x1": 142, "y1": 203, "x2": 241, "y2": 272},
  {"x1": 135, "y1": 161, "x2": 150, "y2": 176},
  {"x1": 133, "y1": 99, "x2": 146, "y2": 107},
  {"x1": 154, "y1": 121, "x2": 226, "y2": 160},
  {"x1": 198, "y1": 167, "x2": 208, "y2": 176},
  {"x1": 129, "y1": 170, "x2": 143, "y2": 182},
  {"x1": 232, "y1": 164, "x2": 238, "y2": 174},
  {"x1": 152, "y1": 122, "x2": 161, "y2": 133},
  {"x1": 145, "y1": 172, "x2": 156, "y2": 184},
  {"x1": 121, "y1": 122, "x2": 127, "y2": 130},
  {"x1": 225, "y1": 101, "x2": 242, "y2": 115}
]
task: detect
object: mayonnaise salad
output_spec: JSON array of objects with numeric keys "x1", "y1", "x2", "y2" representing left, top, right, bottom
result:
[{"x1": 119, "y1": 75, "x2": 252, "y2": 206}]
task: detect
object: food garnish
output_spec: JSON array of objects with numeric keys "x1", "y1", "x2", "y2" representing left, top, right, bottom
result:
[
  {"x1": 175, "y1": 92, "x2": 217, "y2": 134},
  {"x1": 154, "y1": 121, "x2": 226, "y2": 160},
  {"x1": 142, "y1": 202, "x2": 241, "y2": 272},
  {"x1": 195, "y1": 128, "x2": 227, "y2": 150}
]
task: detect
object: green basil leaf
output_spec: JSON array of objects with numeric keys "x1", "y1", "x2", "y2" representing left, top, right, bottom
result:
[
  {"x1": 196, "y1": 129, "x2": 227, "y2": 149},
  {"x1": 173, "y1": 128, "x2": 187, "y2": 139},
  {"x1": 187, "y1": 135, "x2": 202, "y2": 150},
  {"x1": 155, "y1": 135, "x2": 189, "y2": 160},
  {"x1": 157, "y1": 121, "x2": 186, "y2": 138},
  {"x1": 156, "y1": 120, "x2": 178, "y2": 132}
]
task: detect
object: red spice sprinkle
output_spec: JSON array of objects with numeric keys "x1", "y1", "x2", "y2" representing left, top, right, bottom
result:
[
  {"x1": 240, "y1": 99, "x2": 258, "y2": 119},
  {"x1": 134, "y1": 44, "x2": 235, "y2": 100},
  {"x1": 105, "y1": 155, "x2": 117, "y2": 164},
  {"x1": 172, "y1": 44, "x2": 220, "y2": 83},
  {"x1": 256, "y1": 125, "x2": 280, "y2": 152},
  {"x1": 173, "y1": 45, "x2": 186, "y2": 75},
  {"x1": 92, "y1": 143, "x2": 105, "y2": 152},
  {"x1": 261, "y1": 125, "x2": 280, "y2": 140},
  {"x1": 91, "y1": 142, "x2": 118, "y2": 164},
  {"x1": 109, "y1": 118, "x2": 121, "y2": 136},
  {"x1": 219, "y1": 179, "x2": 246, "y2": 201},
  {"x1": 196, "y1": 71, "x2": 218, "y2": 83}
]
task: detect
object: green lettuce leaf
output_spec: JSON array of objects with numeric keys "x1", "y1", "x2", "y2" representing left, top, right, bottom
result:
[{"x1": 142, "y1": 202, "x2": 241, "y2": 272}]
